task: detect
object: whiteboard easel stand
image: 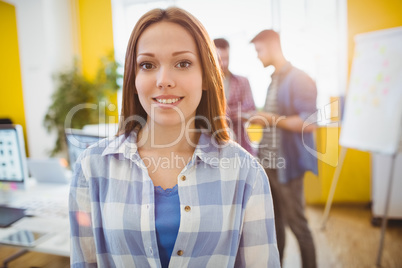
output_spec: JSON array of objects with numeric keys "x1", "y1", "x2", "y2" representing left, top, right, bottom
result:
[
  {"x1": 320, "y1": 147, "x2": 348, "y2": 230},
  {"x1": 319, "y1": 147, "x2": 396, "y2": 267},
  {"x1": 326, "y1": 25, "x2": 402, "y2": 266},
  {"x1": 375, "y1": 153, "x2": 397, "y2": 267}
]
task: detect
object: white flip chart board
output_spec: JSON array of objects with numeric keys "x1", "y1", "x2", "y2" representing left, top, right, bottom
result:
[{"x1": 340, "y1": 27, "x2": 402, "y2": 154}]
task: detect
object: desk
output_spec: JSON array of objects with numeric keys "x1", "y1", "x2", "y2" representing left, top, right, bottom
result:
[{"x1": 0, "y1": 181, "x2": 70, "y2": 259}]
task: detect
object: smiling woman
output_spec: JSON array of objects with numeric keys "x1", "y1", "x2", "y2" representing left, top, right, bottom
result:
[
  {"x1": 69, "y1": 7, "x2": 280, "y2": 268},
  {"x1": 135, "y1": 21, "x2": 203, "y2": 129},
  {"x1": 120, "y1": 8, "x2": 228, "y2": 142}
]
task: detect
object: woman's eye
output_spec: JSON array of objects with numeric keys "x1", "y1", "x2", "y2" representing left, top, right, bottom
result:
[
  {"x1": 176, "y1": 61, "x2": 191, "y2": 68},
  {"x1": 139, "y1": 62, "x2": 154, "y2": 70}
]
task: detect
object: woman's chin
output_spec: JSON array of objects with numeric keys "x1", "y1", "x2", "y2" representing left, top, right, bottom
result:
[{"x1": 149, "y1": 117, "x2": 187, "y2": 128}]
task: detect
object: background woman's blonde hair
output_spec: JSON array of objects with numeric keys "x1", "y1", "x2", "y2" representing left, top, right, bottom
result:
[{"x1": 118, "y1": 7, "x2": 229, "y2": 144}]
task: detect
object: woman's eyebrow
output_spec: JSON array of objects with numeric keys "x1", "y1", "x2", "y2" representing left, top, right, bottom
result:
[
  {"x1": 172, "y1": 50, "x2": 195, "y2": 56},
  {"x1": 137, "y1": 52, "x2": 154, "y2": 57},
  {"x1": 137, "y1": 51, "x2": 195, "y2": 57}
]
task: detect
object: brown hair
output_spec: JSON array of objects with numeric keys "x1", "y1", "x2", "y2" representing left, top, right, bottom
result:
[
  {"x1": 118, "y1": 7, "x2": 229, "y2": 144},
  {"x1": 213, "y1": 38, "x2": 230, "y2": 49}
]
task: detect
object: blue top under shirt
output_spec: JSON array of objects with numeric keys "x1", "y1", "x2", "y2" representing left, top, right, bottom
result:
[{"x1": 154, "y1": 184, "x2": 180, "y2": 268}]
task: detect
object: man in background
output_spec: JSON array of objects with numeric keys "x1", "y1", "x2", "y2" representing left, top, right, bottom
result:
[
  {"x1": 214, "y1": 38, "x2": 256, "y2": 155},
  {"x1": 249, "y1": 30, "x2": 318, "y2": 268}
]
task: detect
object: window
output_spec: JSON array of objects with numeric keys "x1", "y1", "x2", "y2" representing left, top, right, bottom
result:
[
  {"x1": 112, "y1": 0, "x2": 347, "y2": 116},
  {"x1": 277, "y1": 0, "x2": 347, "y2": 114}
]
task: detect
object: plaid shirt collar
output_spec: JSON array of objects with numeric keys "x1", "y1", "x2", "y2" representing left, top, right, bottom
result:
[{"x1": 101, "y1": 127, "x2": 220, "y2": 168}]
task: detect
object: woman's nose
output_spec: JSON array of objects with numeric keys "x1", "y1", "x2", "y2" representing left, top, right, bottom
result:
[{"x1": 156, "y1": 67, "x2": 175, "y2": 89}]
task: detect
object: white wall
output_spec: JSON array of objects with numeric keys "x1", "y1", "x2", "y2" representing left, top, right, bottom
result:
[{"x1": 10, "y1": 0, "x2": 76, "y2": 158}]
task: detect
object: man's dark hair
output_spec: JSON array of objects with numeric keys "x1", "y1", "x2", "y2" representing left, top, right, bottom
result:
[{"x1": 213, "y1": 38, "x2": 230, "y2": 49}]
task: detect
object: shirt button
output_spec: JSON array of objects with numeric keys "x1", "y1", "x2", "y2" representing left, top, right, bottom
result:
[
  {"x1": 149, "y1": 247, "x2": 153, "y2": 254},
  {"x1": 184, "y1": 206, "x2": 191, "y2": 212},
  {"x1": 177, "y1": 250, "x2": 184, "y2": 256},
  {"x1": 180, "y1": 175, "x2": 186, "y2": 181}
]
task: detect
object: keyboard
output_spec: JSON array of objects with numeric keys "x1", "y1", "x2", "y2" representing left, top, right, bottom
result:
[{"x1": 12, "y1": 197, "x2": 69, "y2": 219}]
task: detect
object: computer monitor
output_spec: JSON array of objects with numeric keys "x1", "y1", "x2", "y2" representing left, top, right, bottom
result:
[
  {"x1": 65, "y1": 128, "x2": 105, "y2": 171},
  {"x1": 0, "y1": 124, "x2": 28, "y2": 190}
]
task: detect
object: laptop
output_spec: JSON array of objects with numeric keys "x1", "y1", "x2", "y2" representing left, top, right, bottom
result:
[
  {"x1": 0, "y1": 206, "x2": 26, "y2": 228},
  {"x1": 27, "y1": 158, "x2": 70, "y2": 184}
]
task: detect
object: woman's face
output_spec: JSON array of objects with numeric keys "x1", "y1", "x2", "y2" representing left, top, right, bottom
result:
[{"x1": 135, "y1": 21, "x2": 203, "y2": 129}]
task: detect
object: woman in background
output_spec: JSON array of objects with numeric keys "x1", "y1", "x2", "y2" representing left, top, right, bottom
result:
[{"x1": 69, "y1": 7, "x2": 279, "y2": 267}]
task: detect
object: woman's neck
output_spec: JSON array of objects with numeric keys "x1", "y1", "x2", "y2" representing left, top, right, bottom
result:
[{"x1": 138, "y1": 121, "x2": 200, "y2": 153}]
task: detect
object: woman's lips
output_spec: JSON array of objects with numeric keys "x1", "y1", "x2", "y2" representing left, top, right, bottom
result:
[{"x1": 152, "y1": 96, "x2": 184, "y2": 107}]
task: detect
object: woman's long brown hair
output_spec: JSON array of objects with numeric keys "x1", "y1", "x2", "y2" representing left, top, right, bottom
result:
[{"x1": 118, "y1": 7, "x2": 229, "y2": 144}]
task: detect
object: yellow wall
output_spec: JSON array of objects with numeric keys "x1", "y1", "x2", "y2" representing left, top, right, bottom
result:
[
  {"x1": 305, "y1": 0, "x2": 402, "y2": 204},
  {"x1": 304, "y1": 128, "x2": 371, "y2": 204},
  {"x1": 0, "y1": 1, "x2": 28, "y2": 155},
  {"x1": 75, "y1": 0, "x2": 118, "y2": 120},
  {"x1": 0, "y1": 0, "x2": 118, "y2": 156},
  {"x1": 76, "y1": 0, "x2": 114, "y2": 79},
  {"x1": 347, "y1": 0, "x2": 402, "y2": 76}
]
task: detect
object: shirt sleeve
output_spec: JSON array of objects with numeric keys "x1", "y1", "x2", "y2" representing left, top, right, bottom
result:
[
  {"x1": 240, "y1": 77, "x2": 256, "y2": 112},
  {"x1": 69, "y1": 154, "x2": 98, "y2": 268},
  {"x1": 291, "y1": 72, "x2": 317, "y2": 121},
  {"x1": 235, "y1": 162, "x2": 281, "y2": 267}
]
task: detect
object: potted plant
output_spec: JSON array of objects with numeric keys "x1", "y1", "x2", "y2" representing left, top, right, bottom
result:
[{"x1": 44, "y1": 52, "x2": 122, "y2": 156}]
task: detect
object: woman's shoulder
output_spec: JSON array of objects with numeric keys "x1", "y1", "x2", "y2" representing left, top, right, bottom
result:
[
  {"x1": 74, "y1": 134, "x2": 129, "y2": 175},
  {"x1": 80, "y1": 134, "x2": 126, "y2": 159},
  {"x1": 198, "y1": 132, "x2": 256, "y2": 162},
  {"x1": 214, "y1": 139, "x2": 266, "y2": 188},
  {"x1": 217, "y1": 139, "x2": 261, "y2": 168}
]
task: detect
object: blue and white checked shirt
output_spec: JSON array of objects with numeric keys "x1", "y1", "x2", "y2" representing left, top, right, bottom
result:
[{"x1": 69, "y1": 129, "x2": 280, "y2": 267}]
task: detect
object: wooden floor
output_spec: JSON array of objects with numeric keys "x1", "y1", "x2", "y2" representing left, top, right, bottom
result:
[
  {"x1": 0, "y1": 204, "x2": 401, "y2": 268},
  {"x1": 0, "y1": 248, "x2": 69, "y2": 268},
  {"x1": 284, "y1": 204, "x2": 402, "y2": 268}
]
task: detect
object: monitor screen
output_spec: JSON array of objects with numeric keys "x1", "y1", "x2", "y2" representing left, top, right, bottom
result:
[
  {"x1": 0, "y1": 125, "x2": 28, "y2": 187},
  {"x1": 65, "y1": 128, "x2": 104, "y2": 171}
]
